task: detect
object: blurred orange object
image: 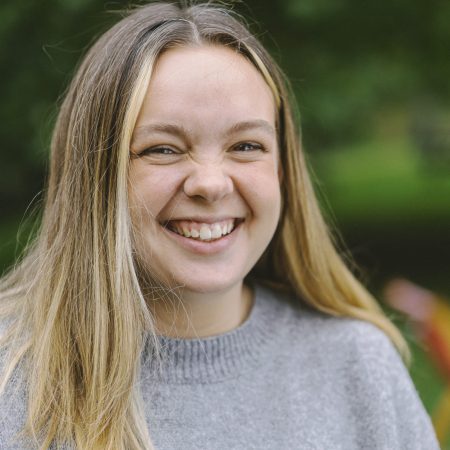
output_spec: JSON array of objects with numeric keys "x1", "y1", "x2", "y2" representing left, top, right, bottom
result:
[{"x1": 384, "y1": 278, "x2": 450, "y2": 445}]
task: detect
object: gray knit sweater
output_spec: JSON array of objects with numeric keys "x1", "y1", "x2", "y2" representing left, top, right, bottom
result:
[{"x1": 0, "y1": 284, "x2": 440, "y2": 449}]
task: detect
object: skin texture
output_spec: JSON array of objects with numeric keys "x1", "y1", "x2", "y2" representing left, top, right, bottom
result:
[{"x1": 128, "y1": 45, "x2": 281, "y2": 338}]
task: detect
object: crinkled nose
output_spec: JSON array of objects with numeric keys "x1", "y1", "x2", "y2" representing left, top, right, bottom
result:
[{"x1": 183, "y1": 162, "x2": 233, "y2": 202}]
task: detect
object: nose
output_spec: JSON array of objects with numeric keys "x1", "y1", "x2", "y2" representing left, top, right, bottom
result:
[{"x1": 183, "y1": 161, "x2": 233, "y2": 202}]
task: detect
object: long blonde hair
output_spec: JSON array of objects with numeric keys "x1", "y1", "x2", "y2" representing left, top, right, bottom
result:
[{"x1": 0, "y1": 2, "x2": 408, "y2": 449}]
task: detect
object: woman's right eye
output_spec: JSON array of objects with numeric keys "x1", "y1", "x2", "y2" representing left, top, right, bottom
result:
[{"x1": 131, "y1": 145, "x2": 182, "y2": 164}]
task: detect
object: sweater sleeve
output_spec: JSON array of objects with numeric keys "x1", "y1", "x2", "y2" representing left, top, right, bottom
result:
[{"x1": 352, "y1": 321, "x2": 440, "y2": 450}]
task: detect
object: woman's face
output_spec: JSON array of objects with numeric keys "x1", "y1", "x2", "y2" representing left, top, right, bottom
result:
[{"x1": 128, "y1": 45, "x2": 281, "y2": 295}]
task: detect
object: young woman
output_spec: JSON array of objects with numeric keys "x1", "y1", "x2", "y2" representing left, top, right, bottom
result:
[{"x1": 0, "y1": 2, "x2": 439, "y2": 449}]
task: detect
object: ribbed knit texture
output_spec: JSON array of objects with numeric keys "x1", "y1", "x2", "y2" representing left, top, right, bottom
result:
[
  {"x1": 143, "y1": 284, "x2": 290, "y2": 384},
  {"x1": 0, "y1": 284, "x2": 440, "y2": 449}
]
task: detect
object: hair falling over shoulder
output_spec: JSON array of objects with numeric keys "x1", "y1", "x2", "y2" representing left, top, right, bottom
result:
[{"x1": 0, "y1": 2, "x2": 409, "y2": 449}]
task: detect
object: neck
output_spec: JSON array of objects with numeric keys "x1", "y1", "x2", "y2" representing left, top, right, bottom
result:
[{"x1": 149, "y1": 282, "x2": 254, "y2": 338}]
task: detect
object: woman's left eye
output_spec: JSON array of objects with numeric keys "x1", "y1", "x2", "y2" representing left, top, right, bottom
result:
[
  {"x1": 233, "y1": 142, "x2": 264, "y2": 152},
  {"x1": 141, "y1": 146, "x2": 177, "y2": 155}
]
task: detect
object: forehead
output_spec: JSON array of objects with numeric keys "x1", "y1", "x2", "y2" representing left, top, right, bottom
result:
[{"x1": 135, "y1": 45, "x2": 277, "y2": 133}]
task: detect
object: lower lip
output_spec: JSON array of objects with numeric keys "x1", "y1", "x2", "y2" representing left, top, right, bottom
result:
[{"x1": 161, "y1": 222, "x2": 243, "y2": 255}]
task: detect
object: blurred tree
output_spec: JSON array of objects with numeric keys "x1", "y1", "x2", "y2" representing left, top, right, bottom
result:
[
  {"x1": 0, "y1": 0, "x2": 118, "y2": 217},
  {"x1": 1, "y1": 0, "x2": 450, "y2": 272}
]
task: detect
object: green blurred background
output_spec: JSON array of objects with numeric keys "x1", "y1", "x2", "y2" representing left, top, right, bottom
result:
[{"x1": 1, "y1": 0, "x2": 449, "y2": 445}]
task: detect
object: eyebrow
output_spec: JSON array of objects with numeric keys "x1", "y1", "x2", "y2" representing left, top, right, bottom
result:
[
  {"x1": 131, "y1": 119, "x2": 276, "y2": 145},
  {"x1": 226, "y1": 120, "x2": 276, "y2": 137},
  {"x1": 132, "y1": 123, "x2": 190, "y2": 144}
]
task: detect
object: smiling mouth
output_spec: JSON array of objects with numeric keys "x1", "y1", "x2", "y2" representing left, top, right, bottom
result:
[{"x1": 162, "y1": 218, "x2": 244, "y2": 242}]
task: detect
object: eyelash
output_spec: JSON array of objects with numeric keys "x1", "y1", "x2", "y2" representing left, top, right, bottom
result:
[
  {"x1": 137, "y1": 141, "x2": 266, "y2": 157},
  {"x1": 232, "y1": 142, "x2": 264, "y2": 152},
  {"x1": 141, "y1": 146, "x2": 178, "y2": 156}
]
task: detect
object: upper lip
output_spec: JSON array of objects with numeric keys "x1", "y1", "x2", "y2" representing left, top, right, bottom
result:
[{"x1": 160, "y1": 216, "x2": 244, "y2": 224}]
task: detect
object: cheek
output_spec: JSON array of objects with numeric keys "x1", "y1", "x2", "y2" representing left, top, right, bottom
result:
[
  {"x1": 237, "y1": 162, "x2": 281, "y2": 215},
  {"x1": 128, "y1": 164, "x2": 182, "y2": 219}
]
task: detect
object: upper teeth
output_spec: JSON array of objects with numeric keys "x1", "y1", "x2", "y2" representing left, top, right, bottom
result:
[{"x1": 168, "y1": 219, "x2": 236, "y2": 241}]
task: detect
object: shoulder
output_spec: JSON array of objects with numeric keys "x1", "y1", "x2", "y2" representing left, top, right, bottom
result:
[
  {"x1": 272, "y1": 286, "x2": 408, "y2": 383},
  {"x1": 258, "y1": 283, "x2": 397, "y2": 359},
  {"x1": 258, "y1": 282, "x2": 405, "y2": 385},
  {"x1": 258, "y1": 284, "x2": 439, "y2": 448}
]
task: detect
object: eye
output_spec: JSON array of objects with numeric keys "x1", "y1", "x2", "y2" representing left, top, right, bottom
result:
[
  {"x1": 141, "y1": 146, "x2": 177, "y2": 155},
  {"x1": 232, "y1": 142, "x2": 264, "y2": 152},
  {"x1": 131, "y1": 145, "x2": 183, "y2": 165}
]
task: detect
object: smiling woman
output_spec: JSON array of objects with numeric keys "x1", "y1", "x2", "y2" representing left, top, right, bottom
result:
[{"x1": 0, "y1": 2, "x2": 439, "y2": 450}]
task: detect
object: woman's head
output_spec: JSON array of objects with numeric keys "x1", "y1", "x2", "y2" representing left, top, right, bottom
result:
[{"x1": 128, "y1": 44, "x2": 282, "y2": 295}]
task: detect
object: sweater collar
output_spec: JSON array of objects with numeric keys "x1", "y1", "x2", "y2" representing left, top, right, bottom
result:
[{"x1": 142, "y1": 284, "x2": 293, "y2": 384}]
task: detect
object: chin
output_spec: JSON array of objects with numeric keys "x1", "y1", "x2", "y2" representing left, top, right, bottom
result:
[{"x1": 170, "y1": 273, "x2": 244, "y2": 296}]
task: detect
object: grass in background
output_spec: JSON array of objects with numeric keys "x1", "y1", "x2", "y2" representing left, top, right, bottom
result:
[{"x1": 312, "y1": 135, "x2": 450, "y2": 225}]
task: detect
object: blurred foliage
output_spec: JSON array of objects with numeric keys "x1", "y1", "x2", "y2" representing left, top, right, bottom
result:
[
  {"x1": 1, "y1": 0, "x2": 450, "y2": 220},
  {"x1": 1, "y1": 0, "x2": 449, "y2": 279},
  {"x1": 1, "y1": 0, "x2": 449, "y2": 288}
]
